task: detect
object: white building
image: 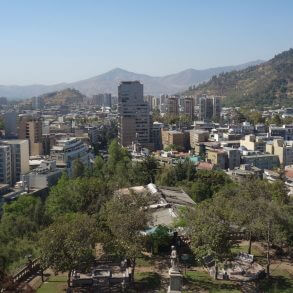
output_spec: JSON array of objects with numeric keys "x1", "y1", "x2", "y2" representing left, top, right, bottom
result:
[
  {"x1": 23, "y1": 160, "x2": 62, "y2": 190},
  {"x1": 50, "y1": 137, "x2": 90, "y2": 177},
  {"x1": 1, "y1": 140, "x2": 30, "y2": 185}
]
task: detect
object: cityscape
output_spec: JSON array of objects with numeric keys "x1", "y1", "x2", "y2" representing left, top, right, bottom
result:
[{"x1": 0, "y1": 1, "x2": 292, "y2": 293}]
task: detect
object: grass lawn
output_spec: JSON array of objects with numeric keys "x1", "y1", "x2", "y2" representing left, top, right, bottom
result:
[
  {"x1": 183, "y1": 270, "x2": 242, "y2": 293},
  {"x1": 134, "y1": 271, "x2": 161, "y2": 291},
  {"x1": 231, "y1": 243, "x2": 264, "y2": 257},
  {"x1": 136, "y1": 255, "x2": 155, "y2": 267},
  {"x1": 37, "y1": 274, "x2": 67, "y2": 293}
]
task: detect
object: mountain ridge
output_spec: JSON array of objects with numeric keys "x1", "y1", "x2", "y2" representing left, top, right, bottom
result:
[
  {"x1": 0, "y1": 60, "x2": 263, "y2": 99},
  {"x1": 184, "y1": 49, "x2": 293, "y2": 108}
]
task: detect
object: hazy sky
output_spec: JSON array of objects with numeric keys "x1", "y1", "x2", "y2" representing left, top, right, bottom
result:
[{"x1": 0, "y1": 0, "x2": 292, "y2": 85}]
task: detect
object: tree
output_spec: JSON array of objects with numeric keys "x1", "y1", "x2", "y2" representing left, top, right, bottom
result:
[
  {"x1": 156, "y1": 166, "x2": 176, "y2": 186},
  {"x1": 131, "y1": 156, "x2": 159, "y2": 185},
  {"x1": 72, "y1": 158, "x2": 84, "y2": 178},
  {"x1": 45, "y1": 175, "x2": 110, "y2": 220},
  {"x1": 39, "y1": 213, "x2": 98, "y2": 287},
  {"x1": 101, "y1": 191, "x2": 153, "y2": 282},
  {"x1": 184, "y1": 197, "x2": 232, "y2": 262}
]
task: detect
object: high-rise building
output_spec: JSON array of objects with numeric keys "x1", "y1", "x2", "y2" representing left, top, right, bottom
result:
[
  {"x1": 159, "y1": 94, "x2": 168, "y2": 113},
  {"x1": 199, "y1": 96, "x2": 221, "y2": 121},
  {"x1": 144, "y1": 95, "x2": 154, "y2": 111},
  {"x1": 1, "y1": 140, "x2": 29, "y2": 185},
  {"x1": 213, "y1": 96, "x2": 221, "y2": 120},
  {"x1": 118, "y1": 81, "x2": 151, "y2": 147},
  {"x1": 183, "y1": 97, "x2": 195, "y2": 119},
  {"x1": 167, "y1": 96, "x2": 179, "y2": 115},
  {"x1": 32, "y1": 96, "x2": 43, "y2": 110},
  {"x1": 92, "y1": 93, "x2": 112, "y2": 108},
  {"x1": 18, "y1": 115, "x2": 43, "y2": 156},
  {"x1": 0, "y1": 145, "x2": 12, "y2": 185},
  {"x1": 4, "y1": 111, "x2": 18, "y2": 138}
]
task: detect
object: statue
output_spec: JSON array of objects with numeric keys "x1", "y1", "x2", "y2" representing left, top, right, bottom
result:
[
  {"x1": 170, "y1": 246, "x2": 178, "y2": 271},
  {"x1": 168, "y1": 245, "x2": 182, "y2": 293}
]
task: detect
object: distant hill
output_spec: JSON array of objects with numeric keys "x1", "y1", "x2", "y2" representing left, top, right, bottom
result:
[
  {"x1": 0, "y1": 61, "x2": 263, "y2": 99},
  {"x1": 40, "y1": 88, "x2": 85, "y2": 106},
  {"x1": 184, "y1": 49, "x2": 293, "y2": 108}
]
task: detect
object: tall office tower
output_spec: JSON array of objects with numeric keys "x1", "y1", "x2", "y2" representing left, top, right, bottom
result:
[
  {"x1": 167, "y1": 96, "x2": 179, "y2": 115},
  {"x1": 0, "y1": 145, "x2": 12, "y2": 185},
  {"x1": 183, "y1": 97, "x2": 195, "y2": 119},
  {"x1": 143, "y1": 95, "x2": 154, "y2": 111},
  {"x1": 1, "y1": 140, "x2": 29, "y2": 184},
  {"x1": 118, "y1": 81, "x2": 151, "y2": 147},
  {"x1": 4, "y1": 111, "x2": 18, "y2": 138},
  {"x1": 199, "y1": 96, "x2": 221, "y2": 121},
  {"x1": 18, "y1": 115, "x2": 43, "y2": 156}
]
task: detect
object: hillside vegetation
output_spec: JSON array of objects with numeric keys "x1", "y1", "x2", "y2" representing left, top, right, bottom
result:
[{"x1": 185, "y1": 49, "x2": 293, "y2": 108}]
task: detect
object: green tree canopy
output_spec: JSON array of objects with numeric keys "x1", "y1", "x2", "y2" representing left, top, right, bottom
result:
[{"x1": 39, "y1": 213, "x2": 98, "y2": 286}]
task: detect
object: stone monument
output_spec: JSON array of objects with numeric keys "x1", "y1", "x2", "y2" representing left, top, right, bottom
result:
[{"x1": 168, "y1": 246, "x2": 182, "y2": 293}]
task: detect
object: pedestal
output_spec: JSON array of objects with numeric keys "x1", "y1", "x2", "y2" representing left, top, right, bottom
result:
[{"x1": 167, "y1": 268, "x2": 182, "y2": 293}]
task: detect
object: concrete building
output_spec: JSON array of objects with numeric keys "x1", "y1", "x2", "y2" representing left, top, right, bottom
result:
[
  {"x1": 161, "y1": 130, "x2": 185, "y2": 150},
  {"x1": 1, "y1": 140, "x2": 30, "y2": 184},
  {"x1": 159, "y1": 94, "x2": 168, "y2": 113},
  {"x1": 0, "y1": 145, "x2": 12, "y2": 185},
  {"x1": 183, "y1": 97, "x2": 194, "y2": 119},
  {"x1": 206, "y1": 149, "x2": 228, "y2": 169},
  {"x1": 199, "y1": 96, "x2": 221, "y2": 121},
  {"x1": 4, "y1": 111, "x2": 18, "y2": 138},
  {"x1": 241, "y1": 154, "x2": 279, "y2": 170},
  {"x1": 167, "y1": 96, "x2": 179, "y2": 115},
  {"x1": 224, "y1": 147, "x2": 241, "y2": 170},
  {"x1": 240, "y1": 135, "x2": 266, "y2": 152},
  {"x1": 23, "y1": 160, "x2": 62, "y2": 190},
  {"x1": 92, "y1": 93, "x2": 112, "y2": 108},
  {"x1": 190, "y1": 129, "x2": 209, "y2": 148},
  {"x1": 118, "y1": 81, "x2": 151, "y2": 147},
  {"x1": 144, "y1": 95, "x2": 154, "y2": 111},
  {"x1": 18, "y1": 116, "x2": 43, "y2": 156},
  {"x1": 266, "y1": 139, "x2": 293, "y2": 166},
  {"x1": 50, "y1": 137, "x2": 90, "y2": 177},
  {"x1": 32, "y1": 96, "x2": 43, "y2": 110},
  {"x1": 152, "y1": 122, "x2": 164, "y2": 150}
]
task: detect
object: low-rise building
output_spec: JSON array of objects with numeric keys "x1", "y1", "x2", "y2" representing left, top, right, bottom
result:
[
  {"x1": 241, "y1": 153, "x2": 279, "y2": 170},
  {"x1": 22, "y1": 160, "x2": 62, "y2": 190},
  {"x1": 161, "y1": 130, "x2": 186, "y2": 150},
  {"x1": 206, "y1": 148, "x2": 228, "y2": 169},
  {"x1": 240, "y1": 135, "x2": 266, "y2": 152},
  {"x1": 266, "y1": 139, "x2": 293, "y2": 166},
  {"x1": 190, "y1": 129, "x2": 209, "y2": 148},
  {"x1": 224, "y1": 147, "x2": 241, "y2": 170}
]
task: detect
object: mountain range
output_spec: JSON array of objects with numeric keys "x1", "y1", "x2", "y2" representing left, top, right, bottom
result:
[
  {"x1": 0, "y1": 61, "x2": 263, "y2": 99},
  {"x1": 185, "y1": 48, "x2": 293, "y2": 108}
]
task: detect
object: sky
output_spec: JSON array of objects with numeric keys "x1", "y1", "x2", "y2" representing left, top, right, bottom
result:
[{"x1": 0, "y1": 0, "x2": 292, "y2": 85}]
